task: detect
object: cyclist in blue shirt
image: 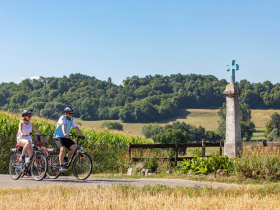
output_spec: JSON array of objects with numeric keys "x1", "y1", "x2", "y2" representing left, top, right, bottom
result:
[{"x1": 54, "y1": 107, "x2": 84, "y2": 172}]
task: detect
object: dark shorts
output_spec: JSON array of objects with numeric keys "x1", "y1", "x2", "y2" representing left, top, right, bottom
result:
[{"x1": 54, "y1": 137, "x2": 75, "y2": 150}]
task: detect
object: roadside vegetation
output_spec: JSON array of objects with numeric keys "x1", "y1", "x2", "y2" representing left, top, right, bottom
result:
[
  {"x1": 1, "y1": 184, "x2": 280, "y2": 209},
  {"x1": 0, "y1": 111, "x2": 150, "y2": 174}
]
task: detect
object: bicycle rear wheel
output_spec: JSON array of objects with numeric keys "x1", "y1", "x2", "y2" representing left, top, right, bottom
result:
[
  {"x1": 73, "y1": 153, "x2": 92, "y2": 180},
  {"x1": 46, "y1": 154, "x2": 61, "y2": 179},
  {"x1": 31, "y1": 154, "x2": 47, "y2": 181},
  {"x1": 9, "y1": 153, "x2": 23, "y2": 180}
]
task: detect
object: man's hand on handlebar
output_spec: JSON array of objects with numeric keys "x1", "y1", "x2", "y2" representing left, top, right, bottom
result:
[
  {"x1": 64, "y1": 134, "x2": 70, "y2": 138},
  {"x1": 68, "y1": 134, "x2": 86, "y2": 140},
  {"x1": 79, "y1": 135, "x2": 86, "y2": 140}
]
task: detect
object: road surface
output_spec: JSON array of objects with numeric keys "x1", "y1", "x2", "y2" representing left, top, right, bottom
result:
[{"x1": 0, "y1": 174, "x2": 234, "y2": 188}]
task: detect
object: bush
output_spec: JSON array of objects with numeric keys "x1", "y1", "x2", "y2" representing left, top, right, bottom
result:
[
  {"x1": 233, "y1": 147, "x2": 280, "y2": 180},
  {"x1": 101, "y1": 121, "x2": 123, "y2": 131},
  {"x1": 191, "y1": 148, "x2": 203, "y2": 156},
  {"x1": 177, "y1": 155, "x2": 233, "y2": 175},
  {"x1": 145, "y1": 156, "x2": 159, "y2": 172}
]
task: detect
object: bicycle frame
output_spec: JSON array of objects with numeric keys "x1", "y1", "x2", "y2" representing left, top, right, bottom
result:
[
  {"x1": 10, "y1": 143, "x2": 45, "y2": 174},
  {"x1": 50, "y1": 135, "x2": 85, "y2": 169}
]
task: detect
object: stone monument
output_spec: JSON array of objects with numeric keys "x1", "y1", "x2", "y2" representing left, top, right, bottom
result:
[{"x1": 224, "y1": 60, "x2": 242, "y2": 158}]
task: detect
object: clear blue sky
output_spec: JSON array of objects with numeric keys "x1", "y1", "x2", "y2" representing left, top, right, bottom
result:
[{"x1": 0, "y1": 0, "x2": 279, "y2": 85}]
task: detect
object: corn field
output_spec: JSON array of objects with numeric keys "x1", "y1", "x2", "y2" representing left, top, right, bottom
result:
[{"x1": 0, "y1": 111, "x2": 151, "y2": 174}]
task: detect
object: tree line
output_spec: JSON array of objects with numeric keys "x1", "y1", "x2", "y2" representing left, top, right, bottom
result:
[{"x1": 0, "y1": 73, "x2": 279, "y2": 122}]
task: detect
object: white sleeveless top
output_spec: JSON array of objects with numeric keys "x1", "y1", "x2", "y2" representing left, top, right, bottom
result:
[{"x1": 17, "y1": 121, "x2": 33, "y2": 142}]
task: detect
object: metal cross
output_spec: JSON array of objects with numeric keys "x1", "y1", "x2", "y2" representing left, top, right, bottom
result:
[{"x1": 226, "y1": 60, "x2": 239, "y2": 84}]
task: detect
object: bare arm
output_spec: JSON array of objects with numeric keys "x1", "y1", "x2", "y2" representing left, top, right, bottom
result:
[
  {"x1": 74, "y1": 127, "x2": 83, "y2": 137},
  {"x1": 18, "y1": 122, "x2": 26, "y2": 136},
  {"x1": 61, "y1": 124, "x2": 69, "y2": 137},
  {"x1": 32, "y1": 124, "x2": 42, "y2": 135}
]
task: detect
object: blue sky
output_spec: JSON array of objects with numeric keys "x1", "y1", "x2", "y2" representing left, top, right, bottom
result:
[{"x1": 0, "y1": 0, "x2": 279, "y2": 85}]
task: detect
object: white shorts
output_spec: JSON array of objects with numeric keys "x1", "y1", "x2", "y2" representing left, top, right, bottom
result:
[{"x1": 17, "y1": 138, "x2": 32, "y2": 145}]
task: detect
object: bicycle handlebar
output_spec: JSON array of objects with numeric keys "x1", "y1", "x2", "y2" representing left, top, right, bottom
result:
[{"x1": 69, "y1": 134, "x2": 85, "y2": 139}]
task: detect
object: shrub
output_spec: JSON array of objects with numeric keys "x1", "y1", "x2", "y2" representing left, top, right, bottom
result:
[
  {"x1": 191, "y1": 148, "x2": 203, "y2": 157},
  {"x1": 177, "y1": 155, "x2": 233, "y2": 175},
  {"x1": 101, "y1": 121, "x2": 123, "y2": 131},
  {"x1": 233, "y1": 147, "x2": 280, "y2": 180},
  {"x1": 145, "y1": 156, "x2": 159, "y2": 172}
]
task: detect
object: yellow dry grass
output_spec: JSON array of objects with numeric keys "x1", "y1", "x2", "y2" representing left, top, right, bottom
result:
[{"x1": 1, "y1": 185, "x2": 280, "y2": 210}]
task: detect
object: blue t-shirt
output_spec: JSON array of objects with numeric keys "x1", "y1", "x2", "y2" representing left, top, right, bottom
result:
[{"x1": 54, "y1": 116, "x2": 78, "y2": 138}]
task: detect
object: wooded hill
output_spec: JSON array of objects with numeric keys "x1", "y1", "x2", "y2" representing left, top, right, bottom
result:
[{"x1": 0, "y1": 73, "x2": 279, "y2": 122}]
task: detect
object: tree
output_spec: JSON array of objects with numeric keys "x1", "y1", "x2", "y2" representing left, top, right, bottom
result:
[
  {"x1": 264, "y1": 121, "x2": 273, "y2": 137},
  {"x1": 153, "y1": 128, "x2": 189, "y2": 144},
  {"x1": 0, "y1": 73, "x2": 279, "y2": 122},
  {"x1": 141, "y1": 123, "x2": 163, "y2": 138},
  {"x1": 264, "y1": 112, "x2": 280, "y2": 141},
  {"x1": 101, "y1": 121, "x2": 123, "y2": 131}
]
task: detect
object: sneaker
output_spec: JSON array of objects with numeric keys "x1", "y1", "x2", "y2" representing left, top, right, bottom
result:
[
  {"x1": 59, "y1": 165, "x2": 67, "y2": 172},
  {"x1": 64, "y1": 157, "x2": 69, "y2": 163},
  {"x1": 19, "y1": 156, "x2": 25, "y2": 163},
  {"x1": 24, "y1": 170, "x2": 31, "y2": 176}
]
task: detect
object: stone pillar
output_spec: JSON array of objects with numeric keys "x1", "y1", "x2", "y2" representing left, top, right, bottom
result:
[{"x1": 223, "y1": 83, "x2": 242, "y2": 158}]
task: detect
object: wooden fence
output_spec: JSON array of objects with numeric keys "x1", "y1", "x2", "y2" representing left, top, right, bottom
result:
[
  {"x1": 128, "y1": 139, "x2": 224, "y2": 166},
  {"x1": 242, "y1": 140, "x2": 280, "y2": 147},
  {"x1": 128, "y1": 140, "x2": 280, "y2": 167}
]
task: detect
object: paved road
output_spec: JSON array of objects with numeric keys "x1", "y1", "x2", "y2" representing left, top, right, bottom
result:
[{"x1": 0, "y1": 175, "x2": 234, "y2": 188}]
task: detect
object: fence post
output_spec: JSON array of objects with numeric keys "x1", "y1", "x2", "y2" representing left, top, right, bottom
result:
[
  {"x1": 220, "y1": 140, "x2": 223, "y2": 156},
  {"x1": 202, "y1": 139, "x2": 206, "y2": 157},
  {"x1": 128, "y1": 143, "x2": 131, "y2": 161},
  {"x1": 175, "y1": 143, "x2": 178, "y2": 167}
]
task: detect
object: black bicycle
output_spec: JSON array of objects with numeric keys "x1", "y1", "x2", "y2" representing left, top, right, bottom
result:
[
  {"x1": 9, "y1": 134, "x2": 48, "y2": 181},
  {"x1": 46, "y1": 134, "x2": 92, "y2": 180}
]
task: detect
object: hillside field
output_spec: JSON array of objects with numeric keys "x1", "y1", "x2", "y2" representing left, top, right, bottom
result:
[{"x1": 75, "y1": 109, "x2": 280, "y2": 141}]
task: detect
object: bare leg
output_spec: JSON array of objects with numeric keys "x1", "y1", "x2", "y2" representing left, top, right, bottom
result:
[
  {"x1": 18, "y1": 140, "x2": 32, "y2": 157},
  {"x1": 59, "y1": 147, "x2": 66, "y2": 165},
  {"x1": 66, "y1": 144, "x2": 77, "y2": 159},
  {"x1": 27, "y1": 143, "x2": 33, "y2": 158}
]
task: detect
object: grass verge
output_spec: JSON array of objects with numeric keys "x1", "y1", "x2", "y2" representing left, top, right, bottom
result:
[
  {"x1": 1, "y1": 184, "x2": 280, "y2": 209},
  {"x1": 88, "y1": 173, "x2": 274, "y2": 185}
]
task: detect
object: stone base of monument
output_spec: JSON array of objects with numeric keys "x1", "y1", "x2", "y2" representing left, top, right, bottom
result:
[
  {"x1": 127, "y1": 168, "x2": 134, "y2": 175},
  {"x1": 145, "y1": 169, "x2": 152, "y2": 176},
  {"x1": 224, "y1": 141, "x2": 242, "y2": 158}
]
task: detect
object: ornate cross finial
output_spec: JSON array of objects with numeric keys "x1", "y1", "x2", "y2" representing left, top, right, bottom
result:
[{"x1": 226, "y1": 60, "x2": 239, "y2": 84}]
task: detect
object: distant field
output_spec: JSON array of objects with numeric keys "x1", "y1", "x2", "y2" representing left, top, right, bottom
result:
[{"x1": 75, "y1": 109, "x2": 280, "y2": 140}]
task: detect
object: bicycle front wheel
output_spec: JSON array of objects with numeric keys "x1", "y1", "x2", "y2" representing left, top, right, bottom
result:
[
  {"x1": 9, "y1": 153, "x2": 23, "y2": 180},
  {"x1": 73, "y1": 153, "x2": 92, "y2": 180},
  {"x1": 31, "y1": 154, "x2": 47, "y2": 181},
  {"x1": 46, "y1": 154, "x2": 61, "y2": 179}
]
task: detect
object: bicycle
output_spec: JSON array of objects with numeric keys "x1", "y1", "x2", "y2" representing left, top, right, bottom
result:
[
  {"x1": 46, "y1": 134, "x2": 92, "y2": 180},
  {"x1": 9, "y1": 134, "x2": 48, "y2": 181}
]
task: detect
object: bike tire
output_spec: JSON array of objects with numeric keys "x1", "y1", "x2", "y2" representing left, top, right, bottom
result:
[
  {"x1": 46, "y1": 154, "x2": 61, "y2": 179},
  {"x1": 30, "y1": 153, "x2": 47, "y2": 181},
  {"x1": 9, "y1": 153, "x2": 23, "y2": 180},
  {"x1": 73, "y1": 153, "x2": 92, "y2": 180}
]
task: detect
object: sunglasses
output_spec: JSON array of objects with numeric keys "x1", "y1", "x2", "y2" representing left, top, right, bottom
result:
[
  {"x1": 26, "y1": 115, "x2": 32, "y2": 117},
  {"x1": 67, "y1": 112, "x2": 74, "y2": 115}
]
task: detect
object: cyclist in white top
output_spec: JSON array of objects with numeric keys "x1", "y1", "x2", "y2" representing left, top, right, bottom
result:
[{"x1": 17, "y1": 110, "x2": 42, "y2": 162}]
